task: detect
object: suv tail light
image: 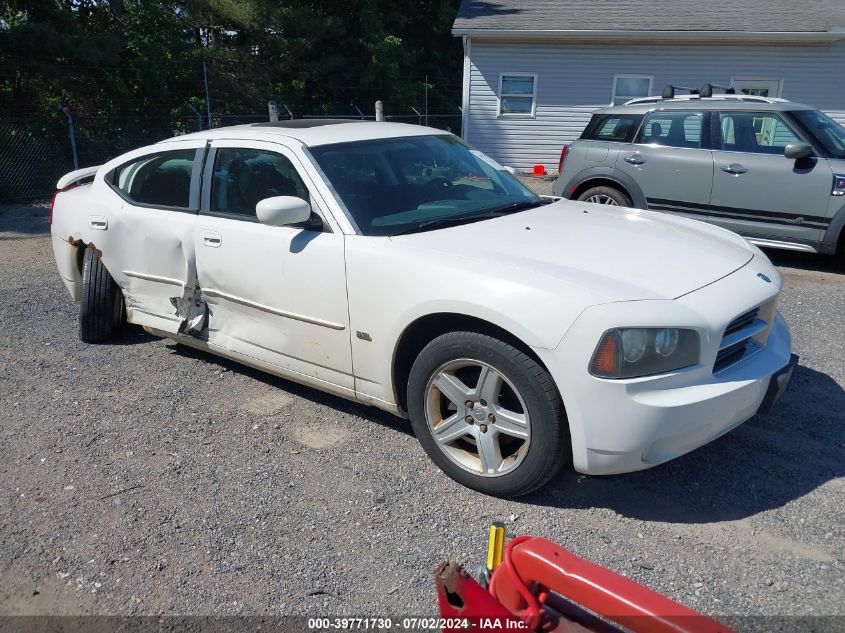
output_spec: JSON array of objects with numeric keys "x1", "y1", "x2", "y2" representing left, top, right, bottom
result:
[
  {"x1": 832, "y1": 174, "x2": 845, "y2": 197},
  {"x1": 558, "y1": 144, "x2": 571, "y2": 174}
]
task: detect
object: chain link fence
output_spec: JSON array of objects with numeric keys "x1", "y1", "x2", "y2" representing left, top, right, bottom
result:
[{"x1": 0, "y1": 106, "x2": 461, "y2": 205}]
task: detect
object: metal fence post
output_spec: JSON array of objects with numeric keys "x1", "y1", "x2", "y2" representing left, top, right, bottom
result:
[
  {"x1": 57, "y1": 104, "x2": 79, "y2": 170},
  {"x1": 375, "y1": 100, "x2": 384, "y2": 122},
  {"x1": 203, "y1": 60, "x2": 212, "y2": 128}
]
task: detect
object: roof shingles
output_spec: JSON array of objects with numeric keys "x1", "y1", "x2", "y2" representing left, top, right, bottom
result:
[{"x1": 453, "y1": 0, "x2": 845, "y2": 33}]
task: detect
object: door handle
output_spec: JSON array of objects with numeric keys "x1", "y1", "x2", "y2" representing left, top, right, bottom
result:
[
  {"x1": 624, "y1": 154, "x2": 646, "y2": 165},
  {"x1": 720, "y1": 163, "x2": 748, "y2": 175},
  {"x1": 88, "y1": 216, "x2": 108, "y2": 230},
  {"x1": 202, "y1": 230, "x2": 222, "y2": 248}
]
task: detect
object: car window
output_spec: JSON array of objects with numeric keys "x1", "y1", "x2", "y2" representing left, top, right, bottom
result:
[
  {"x1": 581, "y1": 114, "x2": 642, "y2": 142},
  {"x1": 720, "y1": 112, "x2": 802, "y2": 154},
  {"x1": 113, "y1": 150, "x2": 195, "y2": 208},
  {"x1": 309, "y1": 135, "x2": 542, "y2": 236},
  {"x1": 211, "y1": 148, "x2": 310, "y2": 219},
  {"x1": 639, "y1": 111, "x2": 703, "y2": 149},
  {"x1": 791, "y1": 109, "x2": 845, "y2": 159}
]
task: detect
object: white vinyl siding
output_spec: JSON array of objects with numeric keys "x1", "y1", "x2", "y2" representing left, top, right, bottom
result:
[{"x1": 463, "y1": 40, "x2": 845, "y2": 171}]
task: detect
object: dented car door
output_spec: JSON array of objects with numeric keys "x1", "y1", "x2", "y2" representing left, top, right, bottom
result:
[
  {"x1": 104, "y1": 140, "x2": 206, "y2": 334},
  {"x1": 193, "y1": 140, "x2": 354, "y2": 393}
]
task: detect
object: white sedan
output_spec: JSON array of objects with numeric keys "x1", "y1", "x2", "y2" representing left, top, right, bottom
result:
[{"x1": 49, "y1": 120, "x2": 797, "y2": 497}]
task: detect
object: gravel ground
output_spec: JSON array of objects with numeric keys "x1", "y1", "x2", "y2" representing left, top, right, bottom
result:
[{"x1": 0, "y1": 199, "x2": 843, "y2": 629}]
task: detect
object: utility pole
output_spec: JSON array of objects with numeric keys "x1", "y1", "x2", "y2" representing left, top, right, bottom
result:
[{"x1": 203, "y1": 60, "x2": 212, "y2": 128}]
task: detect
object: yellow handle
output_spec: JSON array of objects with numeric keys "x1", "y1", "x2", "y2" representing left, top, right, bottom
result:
[{"x1": 486, "y1": 522, "x2": 506, "y2": 572}]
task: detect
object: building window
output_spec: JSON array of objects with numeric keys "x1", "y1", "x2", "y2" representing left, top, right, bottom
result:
[
  {"x1": 730, "y1": 78, "x2": 783, "y2": 98},
  {"x1": 499, "y1": 74, "x2": 536, "y2": 116},
  {"x1": 611, "y1": 75, "x2": 653, "y2": 105}
]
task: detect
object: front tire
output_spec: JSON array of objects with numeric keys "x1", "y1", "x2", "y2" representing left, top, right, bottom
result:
[
  {"x1": 79, "y1": 247, "x2": 124, "y2": 343},
  {"x1": 576, "y1": 185, "x2": 632, "y2": 207},
  {"x1": 407, "y1": 331, "x2": 569, "y2": 497}
]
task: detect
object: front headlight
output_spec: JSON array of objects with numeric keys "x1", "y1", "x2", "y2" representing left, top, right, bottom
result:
[{"x1": 589, "y1": 328, "x2": 699, "y2": 379}]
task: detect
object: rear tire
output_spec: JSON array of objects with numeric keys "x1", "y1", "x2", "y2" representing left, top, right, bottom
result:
[
  {"x1": 407, "y1": 331, "x2": 569, "y2": 497},
  {"x1": 79, "y1": 247, "x2": 124, "y2": 343},
  {"x1": 576, "y1": 185, "x2": 632, "y2": 207}
]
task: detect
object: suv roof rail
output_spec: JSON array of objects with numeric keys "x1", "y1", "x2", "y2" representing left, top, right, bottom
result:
[
  {"x1": 661, "y1": 85, "x2": 698, "y2": 99},
  {"x1": 624, "y1": 83, "x2": 789, "y2": 106},
  {"x1": 699, "y1": 83, "x2": 736, "y2": 98}
]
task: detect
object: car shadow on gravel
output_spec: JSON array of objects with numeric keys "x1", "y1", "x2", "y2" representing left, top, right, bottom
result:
[
  {"x1": 166, "y1": 341, "x2": 414, "y2": 437},
  {"x1": 106, "y1": 324, "x2": 160, "y2": 346},
  {"x1": 763, "y1": 248, "x2": 844, "y2": 274},
  {"x1": 527, "y1": 363, "x2": 844, "y2": 524}
]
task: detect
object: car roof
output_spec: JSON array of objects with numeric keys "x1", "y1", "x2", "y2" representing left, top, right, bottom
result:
[
  {"x1": 595, "y1": 100, "x2": 817, "y2": 115},
  {"x1": 159, "y1": 120, "x2": 451, "y2": 148}
]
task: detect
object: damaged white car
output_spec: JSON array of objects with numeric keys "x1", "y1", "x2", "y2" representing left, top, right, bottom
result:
[{"x1": 50, "y1": 121, "x2": 797, "y2": 497}]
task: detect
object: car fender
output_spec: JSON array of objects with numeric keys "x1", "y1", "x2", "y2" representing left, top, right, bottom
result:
[
  {"x1": 344, "y1": 237, "x2": 602, "y2": 407},
  {"x1": 555, "y1": 166, "x2": 647, "y2": 209},
  {"x1": 821, "y1": 201, "x2": 845, "y2": 254}
]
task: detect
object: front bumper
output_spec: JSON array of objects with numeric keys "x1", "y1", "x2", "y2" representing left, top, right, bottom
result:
[{"x1": 536, "y1": 258, "x2": 794, "y2": 475}]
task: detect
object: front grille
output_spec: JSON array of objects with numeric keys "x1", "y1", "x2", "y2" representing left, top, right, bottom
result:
[
  {"x1": 723, "y1": 307, "x2": 759, "y2": 337},
  {"x1": 714, "y1": 306, "x2": 765, "y2": 373}
]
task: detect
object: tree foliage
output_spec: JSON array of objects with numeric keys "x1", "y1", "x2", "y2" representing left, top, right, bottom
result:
[{"x1": 0, "y1": 0, "x2": 464, "y2": 122}]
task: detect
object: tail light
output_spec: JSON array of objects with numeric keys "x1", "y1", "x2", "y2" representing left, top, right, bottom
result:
[
  {"x1": 49, "y1": 183, "x2": 79, "y2": 224},
  {"x1": 557, "y1": 144, "x2": 571, "y2": 174}
]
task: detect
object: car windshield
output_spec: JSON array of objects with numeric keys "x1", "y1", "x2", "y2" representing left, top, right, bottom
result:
[
  {"x1": 308, "y1": 134, "x2": 544, "y2": 236},
  {"x1": 791, "y1": 110, "x2": 845, "y2": 159}
]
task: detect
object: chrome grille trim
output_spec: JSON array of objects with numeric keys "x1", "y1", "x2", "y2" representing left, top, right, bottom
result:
[{"x1": 719, "y1": 318, "x2": 768, "y2": 351}]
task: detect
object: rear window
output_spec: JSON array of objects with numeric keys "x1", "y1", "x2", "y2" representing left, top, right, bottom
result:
[
  {"x1": 638, "y1": 111, "x2": 704, "y2": 149},
  {"x1": 581, "y1": 114, "x2": 642, "y2": 142},
  {"x1": 112, "y1": 150, "x2": 196, "y2": 208}
]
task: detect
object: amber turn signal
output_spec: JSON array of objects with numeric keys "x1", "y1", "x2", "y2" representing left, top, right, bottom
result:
[{"x1": 590, "y1": 330, "x2": 620, "y2": 378}]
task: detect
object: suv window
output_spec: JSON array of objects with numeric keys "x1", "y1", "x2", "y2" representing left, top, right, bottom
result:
[
  {"x1": 211, "y1": 148, "x2": 310, "y2": 220},
  {"x1": 581, "y1": 114, "x2": 642, "y2": 142},
  {"x1": 638, "y1": 111, "x2": 704, "y2": 149},
  {"x1": 112, "y1": 150, "x2": 196, "y2": 208},
  {"x1": 719, "y1": 112, "x2": 802, "y2": 154}
]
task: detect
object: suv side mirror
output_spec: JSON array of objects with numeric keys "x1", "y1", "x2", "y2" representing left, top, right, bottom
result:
[
  {"x1": 256, "y1": 196, "x2": 311, "y2": 227},
  {"x1": 784, "y1": 143, "x2": 813, "y2": 161}
]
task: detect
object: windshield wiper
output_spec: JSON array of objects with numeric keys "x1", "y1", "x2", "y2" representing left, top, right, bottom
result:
[{"x1": 395, "y1": 198, "x2": 550, "y2": 235}]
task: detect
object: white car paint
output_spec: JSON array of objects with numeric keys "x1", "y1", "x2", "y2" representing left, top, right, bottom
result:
[{"x1": 50, "y1": 121, "x2": 793, "y2": 476}]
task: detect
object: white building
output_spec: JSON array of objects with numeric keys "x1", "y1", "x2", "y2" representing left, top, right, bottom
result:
[{"x1": 453, "y1": 0, "x2": 845, "y2": 171}]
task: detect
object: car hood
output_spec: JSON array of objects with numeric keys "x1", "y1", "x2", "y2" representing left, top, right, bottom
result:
[{"x1": 390, "y1": 200, "x2": 754, "y2": 302}]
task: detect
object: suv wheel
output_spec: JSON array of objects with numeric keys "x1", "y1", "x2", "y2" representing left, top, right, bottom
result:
[
  {"x1": 577, "y1": 186, "x2": 631, "y2": 207},
  {"x1": 407, "y1": 331, "x2": 569, "y2": 497}
]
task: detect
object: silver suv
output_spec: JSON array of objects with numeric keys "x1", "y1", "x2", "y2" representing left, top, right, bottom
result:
[{"x1": 552, "y1": 91, "x2": 845, "y2": 256}]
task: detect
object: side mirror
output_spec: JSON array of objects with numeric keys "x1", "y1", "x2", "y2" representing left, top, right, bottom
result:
[
  {"x1": 255, "y1": 196, "x2": 311, "y2": 227},
  {"x1": 784, "y1": 143, "x2": 813, "y2": 160}
]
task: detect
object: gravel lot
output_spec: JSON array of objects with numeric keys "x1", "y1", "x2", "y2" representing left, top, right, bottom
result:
[{"x1": 1, "y1": 198, "x2": 843, "y2": 628}]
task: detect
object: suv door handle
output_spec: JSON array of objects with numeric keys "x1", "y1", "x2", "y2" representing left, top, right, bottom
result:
[
  {"x1": 624, "y1": 154, "x2": 646, "y2": 165},
  {"x1": 720, "y1": 163, "x2": 748, "y2": 175},
  {"x1": 202, "y1": 230, "x2": 222, "y2": 247}
]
